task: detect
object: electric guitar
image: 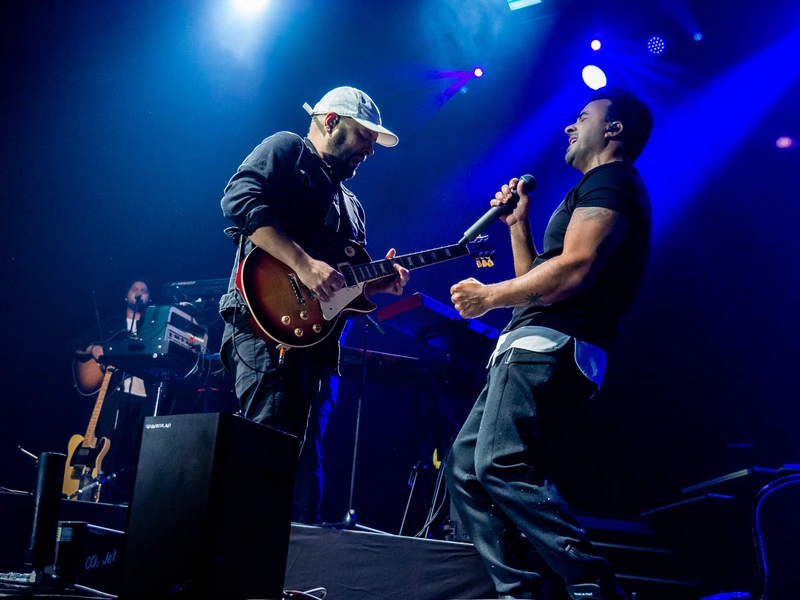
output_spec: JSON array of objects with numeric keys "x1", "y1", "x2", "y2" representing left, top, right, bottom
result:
[
  {"x1": 62, "y1": 366, "x2": 116, "y2": 500},
  {"x1": 236, "y1": 237, "x2": 495, "y2": 349}
]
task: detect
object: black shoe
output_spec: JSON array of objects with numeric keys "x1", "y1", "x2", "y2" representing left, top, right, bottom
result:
[{"x1": 565, "y1": 578, "x2": 627, "y2": 600}]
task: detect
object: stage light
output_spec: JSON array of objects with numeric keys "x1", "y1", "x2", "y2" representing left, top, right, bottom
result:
[
  {"x1": 581, "y1": 65, "x2": 607, "y2": 90},
  {"x1": 507, "y1": 0, "x2": 542, "y2": 10},
  {"x1": 693, "y1": 32, "x2": 703, "y2": 42},
  {"x1": 231, "y1": 0, "x2": 268, "y2": 16},
  {"x1": 776, "y1": 136, "x2": 796, "y2": 149},
  {"x1": 647, "y1": 36, "x2": 666, "y2": 55},
  {"x1": 473, "y1": 66, "x2": 484, "y2": 78},
  {"x1": 591, "y1": 39, "x2": 602, "y2": 51}
]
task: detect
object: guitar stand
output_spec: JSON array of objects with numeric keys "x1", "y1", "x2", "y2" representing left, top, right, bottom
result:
[{"x1": 321, "y1": 315, "x2": 390, "y2": 535}]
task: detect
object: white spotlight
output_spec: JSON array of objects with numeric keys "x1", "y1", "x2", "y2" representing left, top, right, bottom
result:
[
  {"x1": 581, "y1": 65, "x2": 607, "y2": 90},
  {"x1": 231, "y1": 0, "x2": 269, "y2": 16}
]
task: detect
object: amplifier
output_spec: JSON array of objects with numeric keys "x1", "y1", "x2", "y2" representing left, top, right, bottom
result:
[
  {"x1": 101, "y1": 305, "x2": 209, "y2": 378},
  {"x1": 139, "y1": 304, "x2": 208, "y2": 351},
  {"x1": 53, "y1": 521, "x2": 123, "y2": 595},
  {"x1": 119, "y1": 413, "x2": 299, "y2": 599}
]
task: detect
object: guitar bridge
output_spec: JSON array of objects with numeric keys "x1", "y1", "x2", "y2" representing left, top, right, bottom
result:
[{"x1": 287, "y1": 273, "x2": 306, "y2": 305}]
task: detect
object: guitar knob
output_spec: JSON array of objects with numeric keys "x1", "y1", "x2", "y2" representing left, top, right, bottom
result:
[
  {"x1": 294, "y1": 328, "x2": 304, "y2": 337},
  {"x1": 282, "y1": 316, "x2": 291, "y2": 325},
  {"x1": 312, "y1": 324, "x2": 322, "y2": 333},
  {"x1": 300, "y1": 311, "x2": 309, "y2": 320}
]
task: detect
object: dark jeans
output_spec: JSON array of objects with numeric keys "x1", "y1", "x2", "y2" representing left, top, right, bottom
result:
[
  {"x1": 293, "y1": 367, "x2": 338, "y2": 524},
  {"x1": 223, "y1": 320, "x2": 328, "y2": 439},
  {"x1": 445, "y1": 342, "x2": 615, "y2": 598},
  {"x1": 223, "y1": 319, "x2": 331, "y2": 522}
]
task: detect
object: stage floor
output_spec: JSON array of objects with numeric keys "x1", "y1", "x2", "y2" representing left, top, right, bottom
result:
[
  {"x1": 0, "y1": 492, "x2": 495, "y2": 599},
  {"x1": 0, "y1": 491, "x2": 708, "y2": 599}
]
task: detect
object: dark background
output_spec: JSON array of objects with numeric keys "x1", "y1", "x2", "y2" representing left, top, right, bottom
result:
[{"x1": 1, "y1": 0, "x2": 798, "y2": 547}]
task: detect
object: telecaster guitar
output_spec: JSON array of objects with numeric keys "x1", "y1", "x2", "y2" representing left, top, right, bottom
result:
[
  {"x1": 237, "y1": 237, "x2": 495, "y2": 349},
  {"x1": 63, "y1": 366, "x2": 116, "y2": 501}
]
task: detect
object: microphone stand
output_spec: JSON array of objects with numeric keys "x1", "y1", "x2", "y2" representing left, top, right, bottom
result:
[
  {"x1": 325, "y1": 314, "x2": 389, "y2": 535},
  {"x1": 130, "y1": 297, "x2": 144, "y2": 337},
  {"x1": 68, "y1": 467, "x2": 130, "y2": 502},
  {"x1": 92, "y1": 290, "x2": 105, "y2": 343}
]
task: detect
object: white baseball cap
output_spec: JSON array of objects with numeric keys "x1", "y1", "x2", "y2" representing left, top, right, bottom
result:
[{"x1": 303, "y1": 86, "x2": 398, "y2": 147}]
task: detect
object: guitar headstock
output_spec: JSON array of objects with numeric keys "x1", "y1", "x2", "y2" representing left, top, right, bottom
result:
[{"x1": 467, "y1": 236, "x2": 496, "y2": 268}]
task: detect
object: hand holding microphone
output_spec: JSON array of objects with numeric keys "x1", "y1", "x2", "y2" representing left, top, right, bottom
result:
[
  {"x1": 459, "y1": 174, "x2": 536, "y2": 245},
  {"x1": 494, "y1": 175, "x2": 536, "y2": 227}
]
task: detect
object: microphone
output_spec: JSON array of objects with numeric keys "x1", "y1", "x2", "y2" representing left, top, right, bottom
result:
[
  {"x1": 133, "y1": 295, "x2": 144, "y2": 311},
  {"x1": 458, "y1": 175, "x2": 536, "y2": 245}
]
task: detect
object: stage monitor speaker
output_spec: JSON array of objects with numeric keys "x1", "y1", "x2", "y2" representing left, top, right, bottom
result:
[{"x1": 119, "y1": 412, "x2": 299, "y2": 599}]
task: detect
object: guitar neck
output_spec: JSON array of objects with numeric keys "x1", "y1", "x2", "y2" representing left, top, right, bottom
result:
[
  {"x1": 83, "y1": 367, "x2": 115, "y2": 447},
  {"x1": 349, "y1": 243, "x2": 469, "y2": 284}
]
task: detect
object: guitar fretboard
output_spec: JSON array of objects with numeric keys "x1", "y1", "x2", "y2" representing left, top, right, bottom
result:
[
  {"x1": 346, "y1": 244, "x2": 469, "y2": 284},
  {"x1": 84, "y1": 367, "x2": 115, "y2": 447}
]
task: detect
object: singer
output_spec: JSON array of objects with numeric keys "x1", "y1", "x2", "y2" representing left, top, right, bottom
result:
[{"x1": 446, "y1": 87, "x2": 653, "y2": 600}]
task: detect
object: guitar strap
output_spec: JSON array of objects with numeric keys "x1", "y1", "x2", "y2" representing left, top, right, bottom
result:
[
  {"x1": 235, "y1": 231, "x2": 249, "y2": 314},
  {"x1": 223, "y1": 225, "x2": 250, "y2": 318}
]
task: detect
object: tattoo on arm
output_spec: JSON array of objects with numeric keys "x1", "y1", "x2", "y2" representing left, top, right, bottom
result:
[
  {"x1": 567, "y1": 207, "x2": 618, "y2": 232},
  {"x1": 526, "y1": 293, "x2": 544, "y2": 307},
  {"x1": 579, "y1": 207, "x2": 616, "y2": 222}
]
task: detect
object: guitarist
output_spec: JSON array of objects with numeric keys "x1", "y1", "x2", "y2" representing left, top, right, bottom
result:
[
  {"x1": 71, "y1": 279, "x2": 155, "y2": 502},
  {"x1": 218, "y1": 86, "x2": 409, "y2": 524}
]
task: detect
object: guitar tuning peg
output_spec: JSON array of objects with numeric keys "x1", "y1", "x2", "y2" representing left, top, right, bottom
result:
[
  {"x1": 475, "y1": 259, "x2": 482, "y2": 268},
  {"x1": 486, "y1": 258, "x2": 494, "y2": 267}
]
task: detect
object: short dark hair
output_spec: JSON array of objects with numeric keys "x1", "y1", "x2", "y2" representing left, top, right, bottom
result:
[
  {"x1": 125, "y1": 278, "x2": 150, "y2": 293},
  {"x1": 590, "y1": 87, "x2": 653, "y2": 162}
]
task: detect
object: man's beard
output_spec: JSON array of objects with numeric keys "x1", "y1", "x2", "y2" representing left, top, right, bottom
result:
[{"x1": 324, "y1": 128, "x2": 357, "y2": 181}]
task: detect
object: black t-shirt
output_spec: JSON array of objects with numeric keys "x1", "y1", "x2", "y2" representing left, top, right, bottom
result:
[{"x1": 506, "y1": 161, "x2": 651, "y2": 350}]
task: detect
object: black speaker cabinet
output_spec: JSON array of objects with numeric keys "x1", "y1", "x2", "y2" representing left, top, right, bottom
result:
[{"x1": 119, "y1": 412, "x2": 299, "y2": 599}]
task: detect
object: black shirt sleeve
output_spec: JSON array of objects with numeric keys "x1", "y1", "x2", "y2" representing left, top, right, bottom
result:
[
  {"x1": 574, "y1": 163, "x2": 642, "y2": 220},
  {"x1": 221, "y1": 132, "x2": 304, "y2": 236}
]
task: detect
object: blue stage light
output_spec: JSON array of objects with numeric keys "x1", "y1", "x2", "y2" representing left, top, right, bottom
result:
[
  {"x1": 776, "y1": 136, "x2": 796, "y2": 149},
  {"x1": 647, "y1": 36, "x2": 666, "y2": 55},
  {"x1": 473, "y1": 66, "x2": 484, "y2": 78},
  {"x1": 693, "y1": 32, "x2": 703, "y2": 42},
  {"x1": 581, "y1": 65, "x2": 607, "y2": 90},
  {"x1": 591, "y1": 39, "x2": 602, "y2": 51}
]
